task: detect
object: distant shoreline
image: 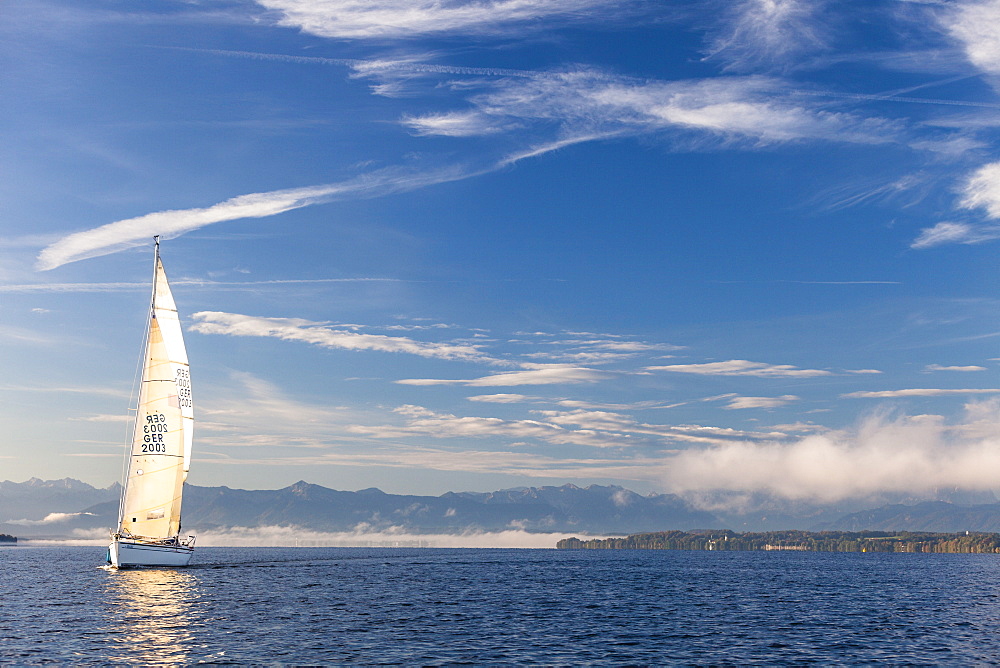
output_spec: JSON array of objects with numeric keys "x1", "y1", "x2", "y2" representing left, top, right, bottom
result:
[{"x1": 557, "y1": 530, "x2": 1000, "y2": 554}]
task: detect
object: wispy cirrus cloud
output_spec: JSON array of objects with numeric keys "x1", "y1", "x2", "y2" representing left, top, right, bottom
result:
[
  {"x1": 467, "y1": 393, "x2": 535, "y2": 403},
  {"x1": 402, "y1": 70, "x2": 903, "y2": 148},
  {"x1": 843, "y1": 388, "x2": 1000, "y2": 398},
  {"x1": 397, "y1": 364, "x2": 610, "y2": 386},
  {"x1": 36, "y1": 164, "x2": 480, "y2": 270},
  {"x1": 255, "y1": 0, "x2": 629, "y2": 39},
  {"x1": 190, "y1": 311, "x2": 494, "y2": 363},
  {"x1": 402, "y1": 111, "x2": 518, "y2": 137},
  {"x1": 647, "y1": 359, "x2": 832, "y2": 377},
  {"x1": 519, "y1": 336, "x2": 682, "y2": 364},
  {"x1": 705, "y1": 0, "x2": 827, "y2": 71},
  {"x1": 925, "y1": 363, "x2": 986, "y2": 372},
  {"x1": 348, "y1": 404, "x2": 624, "y2": 448},
  {"x1": 538, "y1": 408, "x2": 789, "y2": 444},
  {"x1": 349, "y1": 404, "x2": 790, "y2": 449},
  {"x1": 466, "y1": 394, "x2": 688, "y2": 411},
  {"x1": 722, "y1": 394, "x2": 799, "y2": 409},
  {"x1": 910, "y1": 221, "x2": 1000, "y2": 248}
]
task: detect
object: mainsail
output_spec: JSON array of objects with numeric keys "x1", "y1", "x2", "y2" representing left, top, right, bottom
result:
[{"x1": 117, "y1": 242, "x2": 194, "y2": 540}]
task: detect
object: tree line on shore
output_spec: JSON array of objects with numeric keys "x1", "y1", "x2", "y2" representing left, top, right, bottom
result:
[
  {"x1": 0, "y1": 534, "x2": 16, "y2": 544},
  {"x1": 557, "y1": 529, "x2": 1000, "y2": 553}
]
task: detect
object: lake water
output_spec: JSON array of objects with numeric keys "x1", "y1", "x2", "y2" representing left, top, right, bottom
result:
[{"x1": 3, "y1": 546, "x2": 1000, "y2": 664}]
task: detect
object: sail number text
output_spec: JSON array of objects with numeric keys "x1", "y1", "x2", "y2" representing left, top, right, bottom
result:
[
  {"x1": 141, "y1": 413, "x2": 169, "y2": 453},
  {"x1": 175, "y1": 368, "x2": 192, "y2": 409}
]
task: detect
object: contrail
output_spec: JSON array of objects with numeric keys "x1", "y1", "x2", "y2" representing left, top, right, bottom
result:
[
  {"x1": 0, "y1": 278, "x2": 405, "y2": 293},
  {"x1": 796, "y1": 88, "x2": 1000, "y2": 110},
  {"x1": 154, "y1": 46, "x2": 536, "y2": 78}
]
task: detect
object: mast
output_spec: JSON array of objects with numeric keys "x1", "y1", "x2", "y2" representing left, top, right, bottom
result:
[{"x1": 151, "y1": 235, "x2": 159, "y2": 317}]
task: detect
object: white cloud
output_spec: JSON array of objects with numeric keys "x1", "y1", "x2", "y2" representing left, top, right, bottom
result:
[
  {"x1": 913, "y1": 162, "x2": 1000, "y2": 248},
  {"x1": 38, "y1": 185, "x2": 337, "y2": 270},
  {"x1": 403, "y1": 110, "x2": 514, "y2": 137},
  {"x1": 647, "y1": 359, "x2": 831, "y2": 377},
  {"x1": 467, "y1": 393, "x2": 534, "y2": 403},
  {"x1": 521, "y1": 337, "x2": 682, "y2": 364},
  {"x1": 843, "y1": 388, "x2": 1000, "y2": 398},
  {"x1": 723, "y1": 395, "x2": 799, "y2": 409},
  {"x1": 539, "y1": 409, "x2": 788, "y2": 444},
  {"x1": 554, "y1": 399, "x2": 688, "y2": 410},
  {"x1": 397, "y1": 364, "x2": 610, "y2": 386},
  {"x1": 0, "y1": 383, "x2": 129, "y2": 399},
  {"x1": 498, "y1": 132, "x2": 624, "y2": 167},
  {"x1": 910, "y1": 221, "x2": 1000, "y2": 248},
  {"x1": 959, "y1": 161, "x2": 1000, "y2": 218},
  {"x1": 7, "y1": 512, "x2": 97, "y2": 526},
  {"x1": 36, "y1": 165, "x2": 479, "y2": 270},
  {"x1": 349, "y1": 404, "x2": 624, "y2": 448},
  {"x1": 190, "y1": 311, "x2": 493, "y2": 362},
  {"x1": 255, "y1": 0, "x2": 624, "y2": 39},
  {"x1": 662, "y1": 402, "x2": 1000, "y2": 502},
  {"x1": 70, "y1": 414, "x2": 131, "y2": 422},
  {"x1": 348, "y1": 404, "x2": 788, "y2": 450},
  {"x1": 706, "y1": 0, "x2": 827, "y2": 70},
  {"x1": 944, "y1": 0, "x2": 1000, "y2": 75},
  {"x1": 925, "y1": 364, "x2": 987, "y2": 372}
]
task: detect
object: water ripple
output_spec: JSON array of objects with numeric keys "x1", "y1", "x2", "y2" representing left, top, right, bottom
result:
[{"x1": 4, "y1": 547, "x2": 1000, "y2": 663}]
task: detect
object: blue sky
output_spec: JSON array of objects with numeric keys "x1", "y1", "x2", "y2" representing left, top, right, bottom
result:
[{"x1": 2, "y1": 0, "x2": 1000, "y2": 506}]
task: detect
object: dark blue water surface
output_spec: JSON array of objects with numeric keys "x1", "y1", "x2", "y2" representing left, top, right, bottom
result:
[{"x1": 3, "y1": 546, "x2": 1000, "y2": 664}]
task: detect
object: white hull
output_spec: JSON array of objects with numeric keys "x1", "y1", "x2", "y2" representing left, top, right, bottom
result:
[{"x1": 109, "y1": 538, "x2": 194, "y2": 568}]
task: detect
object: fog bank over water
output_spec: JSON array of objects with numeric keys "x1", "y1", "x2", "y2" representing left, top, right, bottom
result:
[
  {"x1": 28, "y1": 527, "x2": 609, "y2": 549},
  {"x1": 199, "y1": 526, "x2": 609, "y2": 548}
]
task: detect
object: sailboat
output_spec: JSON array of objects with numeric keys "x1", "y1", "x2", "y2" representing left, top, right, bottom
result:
[{"x1": 108, "y1": 237, "x2": 196, "y2": 568}]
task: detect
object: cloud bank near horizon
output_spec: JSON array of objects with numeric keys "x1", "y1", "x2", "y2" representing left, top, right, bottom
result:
[{"x1": 662, "y1": 400, "x2": 1000, "y2": 504}]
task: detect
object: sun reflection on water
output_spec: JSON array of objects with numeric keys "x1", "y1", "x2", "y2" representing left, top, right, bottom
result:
[{"x1": 101, "y1": 568, "x2": 201, "y2": 665}]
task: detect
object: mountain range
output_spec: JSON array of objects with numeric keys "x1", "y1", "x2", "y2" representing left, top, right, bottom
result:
[{"x1": 2, "y1": 478, "x2": 998, "y2": 540}]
